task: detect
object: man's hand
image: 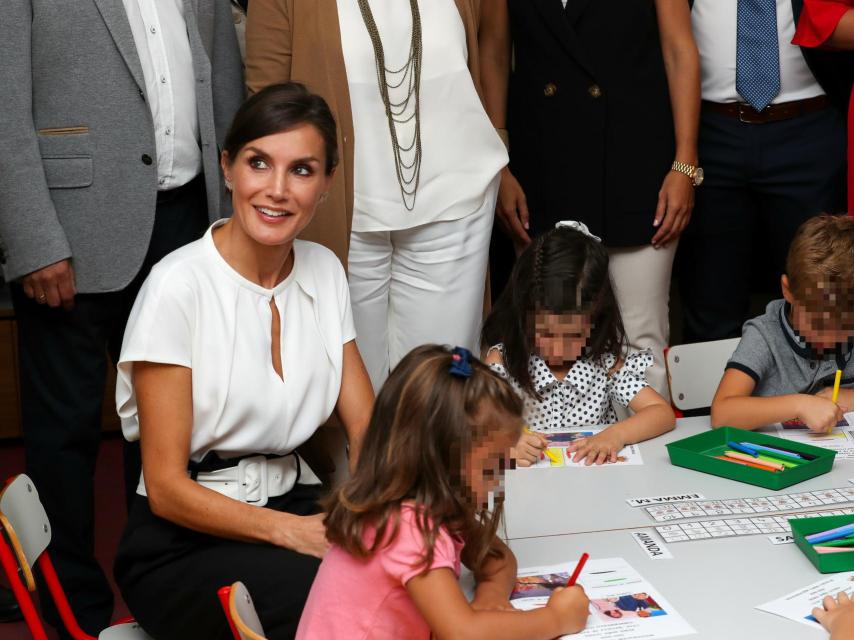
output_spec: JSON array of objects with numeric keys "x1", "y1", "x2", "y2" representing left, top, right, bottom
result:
[{"x1": 21, "y1": 259, "x2": 76, "y2": 310}]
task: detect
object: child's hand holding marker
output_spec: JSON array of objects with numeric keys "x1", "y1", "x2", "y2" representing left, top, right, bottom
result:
[
  {"x1": 568, "y1": 429, "x2": 625, "y2": 465},
  {"x1": 513, "y1": 427, "x2": 549, "y2": 467},
  {"x1": 796, "y1": 394, "x2": 846, "y2": 434},
  {"x1": 545, "y1": 586, "x2": 590, "y2": 635},
  {"x1": 805, "y1": 369, "x2": 847, "y2": 434}
]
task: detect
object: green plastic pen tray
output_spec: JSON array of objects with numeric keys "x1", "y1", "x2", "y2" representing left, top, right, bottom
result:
[
  {"x1": 666, "y1": 427, "x2": 835, "y2": 490},
  {"x1": 791, "y1": 515, "x2": 854, "y2": 573}
]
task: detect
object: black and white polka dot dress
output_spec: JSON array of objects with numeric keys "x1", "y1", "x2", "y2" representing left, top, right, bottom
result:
[{"x1": 488, "y1": 344, "x2": 653, "y2": 429}]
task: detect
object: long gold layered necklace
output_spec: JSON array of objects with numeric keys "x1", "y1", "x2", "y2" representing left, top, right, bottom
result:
[{"x1": 356, "y1": 0, "x2": 422, "y2": 211}]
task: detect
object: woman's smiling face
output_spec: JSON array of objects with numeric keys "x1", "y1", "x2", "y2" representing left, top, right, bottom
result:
[{"x1": 221, "y1": 124, "x2": 333, "y2": 248}]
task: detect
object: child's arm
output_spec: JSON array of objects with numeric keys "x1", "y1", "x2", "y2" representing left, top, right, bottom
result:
[
  {"x1": 484, "y1": 347, "x2": 547, "y2": 467},
  {"x1": 407, "y1": 568, "x2": 589, "y2": 640},
  {"x1": 813, "y1": 592, "x2": 854, "y2": 639},
  {"x1": 470, "y1": 538, "x2": 517, "y2": 611},
  {"x1": 569, "y1": 387, "x2": 675, "y2": 465},
  {"x1": 711, "y1": 369, "x2": 844, "y2": 433}
]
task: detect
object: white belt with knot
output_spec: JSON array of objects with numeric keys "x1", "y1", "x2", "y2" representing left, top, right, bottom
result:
[{"x1": 136, "y1": 454, "x2": 321, "y2": 507}]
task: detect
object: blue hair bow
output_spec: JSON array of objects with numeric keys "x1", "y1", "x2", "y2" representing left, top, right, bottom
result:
[{"x1": 449, "y1": 347, "x2": 474, "y2": 378}]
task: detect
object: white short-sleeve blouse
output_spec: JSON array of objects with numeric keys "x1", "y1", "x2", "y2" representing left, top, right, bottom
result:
[{"x1": 117, "y1": 220, "x2": 356, "y2": 471}]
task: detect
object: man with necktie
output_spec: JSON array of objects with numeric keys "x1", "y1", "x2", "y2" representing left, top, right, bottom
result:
[{"x1": 679, "y1": 0, "x2": 850, "y2": 342}]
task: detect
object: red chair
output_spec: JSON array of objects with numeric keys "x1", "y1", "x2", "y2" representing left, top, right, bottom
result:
[
  {"x1": 218, "y1": 581, "x2": 267, "y2": 640},
  {"x1": 0, "y1": 474, "x2": 151, "y2": 639}
]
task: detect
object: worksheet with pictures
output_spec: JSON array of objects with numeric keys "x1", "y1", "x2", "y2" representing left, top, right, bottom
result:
[
  {"x1": 511, "y1": 557, "x2": 696, "y2": 639},
  {"x1": 757, "y1": 572, "x2": 854, "y2": 630},
  {"x1": 645, "y1": 487, "x2": 854, "y2": 522},
  {"x1": 655, "y1": 507, "x2": 854, "y2": 543},
  {"x1": 523, "y1": 428, "x2": 643, "y2": 469},
  {"x1": 769, "y1": 412, "x2": 854, "y2": 460}
]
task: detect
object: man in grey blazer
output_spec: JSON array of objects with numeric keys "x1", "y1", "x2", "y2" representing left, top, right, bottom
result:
[{"x1": 0, "y1": 1, "x2": 243, "y2": 635}]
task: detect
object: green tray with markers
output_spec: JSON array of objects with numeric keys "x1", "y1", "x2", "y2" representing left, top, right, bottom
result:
[
  {"x1": 791, "y1": 515, "x2": 854, "y2": 573},
  {"x1": 666, "y1": 427, "x2": 835, "y2": 490}
]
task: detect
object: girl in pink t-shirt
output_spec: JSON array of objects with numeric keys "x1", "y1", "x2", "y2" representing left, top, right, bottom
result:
[{"x1": 297, "y1": 345, "x2": 590, "y2": 639}]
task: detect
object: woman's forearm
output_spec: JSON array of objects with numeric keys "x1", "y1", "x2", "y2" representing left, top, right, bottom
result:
[
  {"x1": 478, "y1": 0, "x2": 511, "y2": 129},
  {"x1": 146, "y1": 473, "x2": 284, "y2": 545},
  {"x1": 657, "y1": 0, "x2": 701, "y2": 165}
]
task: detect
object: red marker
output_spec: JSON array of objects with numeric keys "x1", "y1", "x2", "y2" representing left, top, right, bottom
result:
[{"x1": 566, "y1": 552, "x2": 589, "y2": 587}]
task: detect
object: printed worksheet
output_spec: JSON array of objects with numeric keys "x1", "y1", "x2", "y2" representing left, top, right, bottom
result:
[
  {"x1": 645, "y1": 487, "x2": 854, "y2": 522},
  {"x1": 523, "y1": 428, "x2": 643, "y2": 469},
  {"x1": 757, "y1": 572, "x2": 854, "y2": 630},
  {"x1": 511, "y1": 557, "x2": 695, "y2": 639},
  {"x1": 655, "y1": 507, "x2": 854, "y2": 543},
  {"x1": 769, "y1": 412, "x2": 854, "y2": 460}
]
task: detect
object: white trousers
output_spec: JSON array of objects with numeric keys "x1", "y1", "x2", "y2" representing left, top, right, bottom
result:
[
  {"x1": 607, "y1": 241, "x2": 677, "y2": 402},
  {"x1": 348, "y1": 180, "x2": 498, "y2": 391}
]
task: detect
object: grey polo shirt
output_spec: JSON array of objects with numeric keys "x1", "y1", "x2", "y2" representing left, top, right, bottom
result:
[{"x1": 726, "y1": 299, "x2": 854, "y2": 396}]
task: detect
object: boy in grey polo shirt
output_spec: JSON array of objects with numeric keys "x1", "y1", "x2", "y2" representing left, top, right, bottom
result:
[{"x1": 712, "y1": 216, "x2": 854, "y2": 432}]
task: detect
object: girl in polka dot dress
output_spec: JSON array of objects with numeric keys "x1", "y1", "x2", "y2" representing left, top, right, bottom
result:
[{"x1": 481, "y1": 222, "x2": 675, "y2": 466}]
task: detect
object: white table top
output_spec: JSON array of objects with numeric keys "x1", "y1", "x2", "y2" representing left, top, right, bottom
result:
[
  {"x1": 509, "y1": 528, "x2": 825, "y2": 640},
  {"x1": 504, "y1": 416, "x2": 854, "y2": 540}
]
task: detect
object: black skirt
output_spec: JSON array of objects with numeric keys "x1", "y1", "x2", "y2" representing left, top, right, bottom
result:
[{"x1": 114, "y1": 484, "x2": 323, "y2": 640}]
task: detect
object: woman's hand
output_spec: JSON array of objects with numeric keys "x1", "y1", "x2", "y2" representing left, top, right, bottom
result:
[
  {"x1": 568, "y1": 429, "x2": 626, "y2": 465},
  {"x1": 511, "y1": 430, "x2": 548, "y2": 467},
  {"x1": 274, "y1": 512, "x2": 330, "y2": 558},
  {"x1": 651, "y1": 171, "x2": 693, "y2": 249},
  {"x1": 496, "y1": 168, "x2": 531, "y2": 252}
]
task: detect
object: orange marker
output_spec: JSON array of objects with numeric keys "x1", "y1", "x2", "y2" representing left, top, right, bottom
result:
[
  {"x1": 724, "y1": 451, "x2": 784, "y2": 471},
  {"x1": 714, "y1": 455, "x2": 779, "y2": 472}
]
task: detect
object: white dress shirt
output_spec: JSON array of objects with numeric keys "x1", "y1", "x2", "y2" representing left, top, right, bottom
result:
[
  {"x1": 691, "y1": 0, "x2": 824, "y2": 104},
  {"x1": 118, "y1": 221, "x2": 356, "y2": 484},
  {"x1": 123, "y1": 0, "x2": 202, "y2": 189},
  {"x1": 336, "y1": 0, "x2": 508, "y2": 232}
]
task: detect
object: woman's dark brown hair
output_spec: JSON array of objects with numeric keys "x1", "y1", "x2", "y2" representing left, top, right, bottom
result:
[
  {"x1": 481, "y1": 226, "x2": 626, "y2": 399},
  {"x1": 223, "y1": 82, "x2": 339, "y2": 175},
  {"x1": 324, "y1": 345, "x2": 523, "y2": 576}
]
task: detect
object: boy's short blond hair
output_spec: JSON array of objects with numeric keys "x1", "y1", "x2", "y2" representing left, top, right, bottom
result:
[{"x1": 786, "y1": 215, "x2": 854, "y2": 313}]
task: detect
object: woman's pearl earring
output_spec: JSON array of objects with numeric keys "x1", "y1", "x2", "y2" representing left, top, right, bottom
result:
[{"x1": 224, "y1": 179, "x2": 233, "y2": 192}]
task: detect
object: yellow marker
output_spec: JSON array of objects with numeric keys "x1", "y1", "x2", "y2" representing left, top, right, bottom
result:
[
  {"x1": 544, "y1": 448, "x2": 561, "y2": 464},
  {"x1": 832, "y1": 369, "x2": 843, "y2": 404}
]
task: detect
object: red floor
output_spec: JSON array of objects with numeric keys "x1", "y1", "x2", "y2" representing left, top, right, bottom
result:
[{"x1": 0, "y1": 435, "x2": 130, "y2": 640}]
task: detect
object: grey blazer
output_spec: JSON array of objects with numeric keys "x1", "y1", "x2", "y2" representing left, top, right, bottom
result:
[{"x1": 0, "y1": 0, "x2": 244, "y2": 293}]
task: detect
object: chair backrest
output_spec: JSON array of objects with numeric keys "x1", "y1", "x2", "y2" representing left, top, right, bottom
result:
[
  {"x1": 666, "y1": 338, "x2": 740, "y2": 411},
  {"x1": 229, "y1": 582, "x2": 266, "y2": 640},
  {"x1": 0, "y1": 474, "x2": 51, "y2": 591},
  {"x1": 98, "y1": 621, "x2": 155, "y2": 639}
]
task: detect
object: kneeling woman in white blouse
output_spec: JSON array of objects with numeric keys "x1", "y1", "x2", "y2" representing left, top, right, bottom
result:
[{"x1": 114, "y1": 83, "x2": 373, "y2": 640}]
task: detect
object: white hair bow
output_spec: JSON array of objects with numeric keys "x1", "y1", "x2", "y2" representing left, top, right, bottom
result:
[{"x1": 555, "y1": 220, "x2": 602, "y2": 243}]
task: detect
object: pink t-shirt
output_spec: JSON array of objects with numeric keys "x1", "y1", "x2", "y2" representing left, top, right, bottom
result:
[{"x1": 296, "y1": 505, "x2": 465, "y2": 639}]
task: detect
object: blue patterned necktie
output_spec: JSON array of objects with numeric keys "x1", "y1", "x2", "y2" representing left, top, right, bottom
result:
[{"x1": 736, "y1": 0, "x2": 781, "y2": 111}]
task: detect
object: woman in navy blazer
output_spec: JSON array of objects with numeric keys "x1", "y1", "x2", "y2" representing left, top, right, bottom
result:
[{"x1": 494, "y1": 0, "x2": 700, "y2": 398}]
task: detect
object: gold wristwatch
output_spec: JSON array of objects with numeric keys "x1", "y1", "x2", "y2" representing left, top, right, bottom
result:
[{"x1": 671, "y1": 161, "x2": 704, "y2": 187}]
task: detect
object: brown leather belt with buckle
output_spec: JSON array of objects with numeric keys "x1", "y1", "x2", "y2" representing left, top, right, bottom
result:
[{"x1": 702, "y1": 95, "x2": 828, "y2": 124}]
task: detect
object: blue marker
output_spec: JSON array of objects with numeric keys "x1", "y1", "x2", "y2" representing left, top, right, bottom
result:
[
  {"x1": 806, "y1": 523, "x2": 854, "y2": 545},
  {"x1": 727, "y1": 441, "x2": 758, "y2": 457},
  {"x1": 739, "y1": 442, "x2": 807, "y2": 461}
]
